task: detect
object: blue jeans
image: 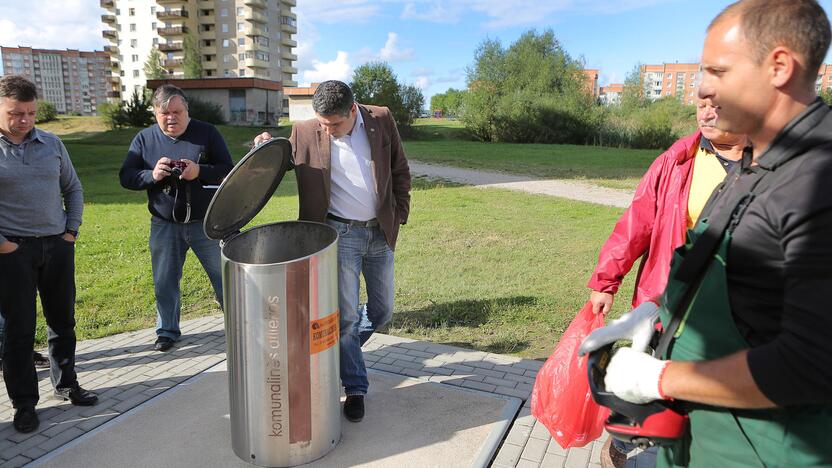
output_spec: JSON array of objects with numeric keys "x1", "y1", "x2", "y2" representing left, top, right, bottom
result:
[
  {"x1": 149, "y1": 217, "x2": 223, "y2": 341},
  {"x1": 327, "y1": 219, "x2": 395, "y2": 396}
]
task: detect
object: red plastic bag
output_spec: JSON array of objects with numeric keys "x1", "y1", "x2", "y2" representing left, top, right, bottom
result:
[{"x1": 531, "y1": 302, "x2": 610, "y2": 448}]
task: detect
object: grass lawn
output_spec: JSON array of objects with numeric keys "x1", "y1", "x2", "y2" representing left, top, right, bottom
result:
[
  {"x1": 35, "y1": 121, "x2": 639, "y2": 360},
  {"x1": 406, "y1": 119, "x2": 660, "y2": 191}
]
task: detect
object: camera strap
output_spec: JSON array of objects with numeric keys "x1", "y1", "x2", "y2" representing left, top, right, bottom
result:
[{"x1": 171, "y1": 180, "x2": 192, "y2": 223}]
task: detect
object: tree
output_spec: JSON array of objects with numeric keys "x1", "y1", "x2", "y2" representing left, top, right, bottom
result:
[
  {"x1": 183, "y1": 33, "x2": 202, "y2": 79},
  {"x1": 144, "y1": 48, "x2": 166, "y2": 80},
  {"x1": 820, "y1": 88, "x2": 832, "y2": 106},
  {"x1": 122, "y1": 88, "x2": 154, "y2": 127},
  {"x1": 35, "y1": 101, "x2": 57, "y2": 123},
  {"x1": 620, "y1": 64, "x2": 648, "y2": 110},
  {"x1": 431, "y1": 88, "x2": 466, "y2": 117},
  {"x1": 350, "y1": 61, "x2": 424, "y2": 131}
]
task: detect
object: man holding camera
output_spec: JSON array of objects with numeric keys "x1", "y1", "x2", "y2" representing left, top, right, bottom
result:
[{"x1": 119, "y1": 85, "x2": 233, "y2": 352}]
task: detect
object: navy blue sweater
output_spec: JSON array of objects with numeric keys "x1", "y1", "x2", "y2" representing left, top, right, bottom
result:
[{"x1": 119, "y1": 119, "x2": 233, "y2": 222}]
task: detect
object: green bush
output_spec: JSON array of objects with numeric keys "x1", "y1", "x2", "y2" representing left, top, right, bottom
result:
[
  {"x1": 99, "y1": 89, "x2": 153, "y2": 129},
  {"x1": 351, "y1": 61, "x2": 424, "y2": 133},
  {"x1": 36, "y1": 101, "x2": 57, "y2": 123},
  {"x1": 186, "y1": 97, "x2": 225, "y2": 125}
]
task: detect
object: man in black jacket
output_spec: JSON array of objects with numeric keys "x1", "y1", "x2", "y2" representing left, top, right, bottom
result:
[{"x1": 119, "y1": 85, "x2": 233, "y2": 352}]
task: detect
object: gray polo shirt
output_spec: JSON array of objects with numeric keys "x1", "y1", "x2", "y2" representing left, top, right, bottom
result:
[{"x1": 0, "y1": 128, "x2": 83, "y2": 243}]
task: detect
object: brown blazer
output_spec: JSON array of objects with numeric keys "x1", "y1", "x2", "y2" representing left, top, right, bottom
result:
[{"x1": 289, "y1": 104, "x2": 412, "y2": 250}]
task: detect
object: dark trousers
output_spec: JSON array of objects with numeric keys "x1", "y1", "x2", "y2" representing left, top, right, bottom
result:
[{"x1": 0, "y1": 235, "x2": 78, "y2": 408}]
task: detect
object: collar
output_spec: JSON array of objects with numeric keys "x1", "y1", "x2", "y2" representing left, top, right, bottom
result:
[
  {"x1": 699, "y1": 136, "x2": 715, "y2": 154},
  {"x1": 350, "y1": 106, "x2": 365, "y2": 135},
  {"x1": 754, "y1": 97, "x2": 829, "y2": 170},
  {"x1": 0, "y1": 127, "x2": 43, "y2": 146}
]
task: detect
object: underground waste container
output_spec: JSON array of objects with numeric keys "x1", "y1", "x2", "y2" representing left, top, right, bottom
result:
[{"x1": 203, "y1": 138, "x2": 341, "y2": 467}]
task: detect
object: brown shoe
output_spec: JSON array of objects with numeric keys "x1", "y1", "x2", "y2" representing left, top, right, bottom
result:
[{"x1": 600, "y1": 436, "x2": 628, "y2": 468}]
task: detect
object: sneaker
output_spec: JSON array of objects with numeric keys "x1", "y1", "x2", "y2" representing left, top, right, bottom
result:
[
  {"x1": 54, "y1": 383, "x2": 99, "y2": 406},
  {"x1": 33, "y1": 351, "x2": 49, "y2": 369},
  {"x1": 154, "y1": 336, "x2": 174, "y2": 352},
  {"x1": 343, "y1": 395, "x2": 364, "y2": 422},
  {"x1": 13, "y1": 406, "x2": 39, "y2": 433},
  {"x1": 600, "y1": 437, "x2": 628, "y2": 468}
]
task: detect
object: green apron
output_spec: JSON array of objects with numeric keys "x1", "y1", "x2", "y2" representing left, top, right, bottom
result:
[{"x1": 654, "y1": 219, "x2": 832, "y2": 468}]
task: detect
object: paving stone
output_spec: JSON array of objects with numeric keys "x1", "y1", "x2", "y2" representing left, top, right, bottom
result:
[
  {"x1": 369, "y1": 363, "x2": 403, "y2": 374},
  {"x1": 516, "y1": 459, "x2": 542, "y2": 468},
  {"x1": 392, "y1": 359, "x2": 425, "y2": 370},
  {"x1": 395, "y1": 341, "x2": 431, "y2": 352},
  {"x1": 564, "y1": 447, "x2": 591, "y2": 468},
  {"x1": 541, "y1": 452, "x2": 567, "y2": 468},
  {"x1": 422, "y1": 365, "x2": 453, "y2": 376},
  {"x1": 38, "y1": 427, "x2": 85, "y2": 452},
  {"x1": 404, "y1": 348, "x2": 436, "y2": 359},
  {"x1": 505, "y1": 424, "x2": 533, "y2": 446},
  {"x1": 3, "y1": 455, "x2": 32, "y2": 468},
  {"x1": 1, "y1": 434, "x2": 48, "y2": 459},
  {"x1": 530, "y1": 420, "x2": 553, "y2": 440},
  {"x1": 492, "y1": 442, "x2": 524, "y2": 466},
  {"x1": 493, "y1": 386, "x2": 533, "y2": 399},
  {"x1": 547, "y1": 438, "x2": 569, "y2": 456},
  {"x1": 521, "y1": 437, "x2": 549, "y2": 463}
]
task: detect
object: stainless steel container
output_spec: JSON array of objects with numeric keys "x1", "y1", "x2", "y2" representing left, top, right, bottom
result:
[{"x1": 204, "y1": 139, "x2": 341, "y2": 467}]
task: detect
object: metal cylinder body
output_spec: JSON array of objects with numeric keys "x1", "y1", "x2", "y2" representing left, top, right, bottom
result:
[{"x1": 222, "y1": 221, "x2": 340, "y2": 467}]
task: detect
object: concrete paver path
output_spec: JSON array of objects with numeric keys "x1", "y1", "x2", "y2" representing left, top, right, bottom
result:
[{"x1": 409, "y1": 161, "x2": 634, "y2": 208}]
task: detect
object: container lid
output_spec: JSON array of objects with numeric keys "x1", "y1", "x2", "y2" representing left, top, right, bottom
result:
[{"x1": 203, "y1": 137, "x2": 293, "y2": 241}]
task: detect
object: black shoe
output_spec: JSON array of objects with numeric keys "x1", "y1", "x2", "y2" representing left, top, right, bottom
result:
[
  {"x1": 154, "y1": 336, "x2": 174, "y2": 352},
  {"x1": 343, "y1": 395, "x2": 364, "y2": 422},
  {"x1": 54, "y1": 383, "x2": 99, "y2": 406},
  {"x1": 13, "y1": 406, "x2": 39, "y2": 433},
  {"x1": 33, "y1": 351, "x2": 49, "y2": 369}
]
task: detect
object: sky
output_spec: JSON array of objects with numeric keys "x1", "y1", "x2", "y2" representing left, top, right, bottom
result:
[{"x1": 3, "y1": 0, "x2": 832, "y2": 105}]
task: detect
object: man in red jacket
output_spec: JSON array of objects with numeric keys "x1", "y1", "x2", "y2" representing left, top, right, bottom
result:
[{"x1": 587, "y1": 99, "x2": 746, "y2": 468}]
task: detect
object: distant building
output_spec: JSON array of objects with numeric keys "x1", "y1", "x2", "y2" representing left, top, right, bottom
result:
[
  {"x1": 146, "y1": 77, "x2": 282, "y2": 125},
  {"x1": 640, "y1": 63, "x2": 701, "y2": 104},
  {"x1": 100, "y1": 0, "x2": 297, "y2": 104},
  {"x1": 285, "y1": 83, "x2": 318, "y2": 121},
  {"x1": 582, "y1": 69, "x2": 600, "y2": 98},
  {"x1": 1, "y1": 46, "x2": 114, "y2": 115},
  {"x1": 816, "y1": 64, "x2": 832, "y2": 93},
  {"x1": 599, "y1": 83, "x2": 624, "y2": 106}
]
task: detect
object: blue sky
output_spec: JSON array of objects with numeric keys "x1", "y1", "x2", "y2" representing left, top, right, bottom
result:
[{"x1": 2, "y1": 0, "x2": 832, "y2": 104}]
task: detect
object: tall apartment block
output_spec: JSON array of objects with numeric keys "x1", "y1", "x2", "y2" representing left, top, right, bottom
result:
[
  {"x1": 100, "y1": 0, "x2": 297, "y2": 101},
  {"x1": 640, "y1": 63, "x2": 701, "y2": 104},
  {"x1": 0, "y1": 46, "x2": 114, "y2": 115}
]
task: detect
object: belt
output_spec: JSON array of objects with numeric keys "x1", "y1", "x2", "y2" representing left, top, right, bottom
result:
[
  {"x1": 326, "y1": 213, "x2": 379, "y2": 227},
  {"x1": 3, "y1": 233, "x2": 63, "y2": 243}
]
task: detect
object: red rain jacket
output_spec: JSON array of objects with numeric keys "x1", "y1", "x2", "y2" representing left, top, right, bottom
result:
[{"x1": 587, "y1": 131, "x2": 702, "y2": 308}]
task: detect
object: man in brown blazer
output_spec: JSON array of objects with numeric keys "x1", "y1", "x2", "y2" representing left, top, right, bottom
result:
[{"x1": 255, "y1": 80, "x2": 411, "y2": 422}]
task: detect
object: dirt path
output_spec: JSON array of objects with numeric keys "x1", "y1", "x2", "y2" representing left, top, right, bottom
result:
[{"x1": 409, "y1": 161, "x2": 634, "y2": 208}]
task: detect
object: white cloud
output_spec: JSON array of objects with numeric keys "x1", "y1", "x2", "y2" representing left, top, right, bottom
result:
[
  {"x1": 295, "y1": 0, "x2": 381, "y2": 24},
  {"x1": 401, "y1": 2, "x2": 464, "y2": 23},
  {"x1": 414, "y1": 76, "x2": 430, "y2": 90},
  {"x1": 0, "y1": 0, "x2": 105, "y2": 53},
  {"x1": 302, "y1": 51, "x2": 353, "y2": 84},
  {"x1": 378, "y1": 33, "x2": 413, "y2": 62}
]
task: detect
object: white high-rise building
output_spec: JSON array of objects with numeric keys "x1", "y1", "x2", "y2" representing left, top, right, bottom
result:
[{"x1": 100, "y1": 0, "x2": 297, "y2": 101}]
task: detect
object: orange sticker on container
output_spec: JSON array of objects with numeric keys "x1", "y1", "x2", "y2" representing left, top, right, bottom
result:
[{"x1": 310, "y1": 311, "x2": 339, "y2": 354}]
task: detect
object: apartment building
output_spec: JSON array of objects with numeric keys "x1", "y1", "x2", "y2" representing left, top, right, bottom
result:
[
  {"x1": 599, "y1": 83, "x2": 624, "y2": 106},
  {"x1": 1, "y1": 46, "x2": 114, "y2": 115},
  {"x1": 582, "y1": 69, "x2": 600, "y2": 98},
  {"x1": 100, "y1": 0, "x2": 297, "y2": 102},
  {"x1": 640, "y1": 63, "x2": 701, "y2": 104}
]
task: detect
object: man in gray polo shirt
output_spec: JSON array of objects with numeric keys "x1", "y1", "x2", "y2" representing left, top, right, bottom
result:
[{"x1": 0, "y1": 75, "x2": 98, "y2": 434}]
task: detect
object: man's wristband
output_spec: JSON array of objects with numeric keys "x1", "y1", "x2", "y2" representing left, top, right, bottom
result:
[{"x1": 65, "y1": 229, "x2": 78, "y2": 238}]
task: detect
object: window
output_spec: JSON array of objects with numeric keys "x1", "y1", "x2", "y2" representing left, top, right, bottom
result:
[
  {"x1": 152, "y1": 38, "x2": 158, "y2": 45},
  {"x1": 237, "y1": 22, "x2": 245, "y2": 31},
  {"x1": 238, "y1": 37, "x2": 245, "y2": 46},
  {"x1": 238, "y1": 53, "x2": 245, "y2": 60},
  {"x1": 222, "y1": 39, "x2": 230, "y2": 47},
  {"x1": 151, "y1": 22, "x2": 156, "y2": 30},
  {"x1": 236, "y1": 7, "x2": 244, "y2": 15},
  {"x1": 221, "y1": 24, "x2": 229, "y2": 33},
  {"x1": 130, "y1": 23, "x2": 136, "y2": 32},
  {"x1": 131, "y1": 54, "x2": 139, "y2": 62},
  {"x1": 131, "y1": 39, "x2": 138, "y2": 48},
  {"x1": 223, "y1": 54, "x2": 232, "y2": 63},
  {"x1": 150, "y1": 6, "x2": 155, "y2": 13},
  {"x1": 133, "y1": 70, "x2": 139, "y2": 77},
  {"x1": 239, "y1": 69, "x2": 245, "y2": 76},
  {"x1": 129, "y1": 7, "x2": 135, "y2": 15},
  {"x1": 220, "y1": 8, "x2": 228, "y2": 16}
]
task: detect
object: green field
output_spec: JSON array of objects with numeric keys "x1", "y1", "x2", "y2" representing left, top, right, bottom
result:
[{"x1": 28, "y1": 118, "x2": 645, "y2": 359}]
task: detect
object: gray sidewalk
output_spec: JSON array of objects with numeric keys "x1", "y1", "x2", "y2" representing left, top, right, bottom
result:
[{"x1": 0, "y1": 315, "x2": 647, "y2": 467}]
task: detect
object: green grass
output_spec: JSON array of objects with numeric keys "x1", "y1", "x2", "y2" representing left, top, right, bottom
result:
[{"x1": 28, "y1": 117, "x2": 646, "y2": 359}]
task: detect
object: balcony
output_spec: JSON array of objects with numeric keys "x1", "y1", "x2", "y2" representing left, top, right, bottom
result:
[
  {"x1": 198, "y1": 12, "x2": 215, "y2": 23},
  {"x1": 280, "y1": 0, "x2": 296, "y2": 6},
  {"x1": 245, "y1": 11, "x2": 268, "y2": 23},
  {"x1": 245, "y1": 26, "x2": 268, "y2": 37},
  {"x1": 102, "y1": 30, "x2": 118, "y2": 41},
  {"x1": 158, "y1": 26, "x2": 189, "y2": 36},
  {"x1": 245, "y1": 41, "x2": 270, "y2": 53},
  {"x1": 164, "y1": 59, "x2": 184, "y2": 67},
  {"x1": 202, "y1": 61, "x2": 217, "y2": 70},
  {"x1": 156, "y1": 9, "x2": 189, "y2": 20},
  {"x1": 100, "y1": 0, "x2": 114, "y2": 8},
  {"x1": 282, "y1": 78, "x2": 298, "y2": 87},
  {"x1": 197, "y1": 0, "x2": 214, "y2": 8},
  {"x1": 281, "y1": 36, "x2": 297, "y2": 47},
  {"x1": 281, "y1": 49, "x2": 297, "y2": 61},
  {"x1": 101, "y1": 14, "x2": 116, "y2": 24},
  {"x1": 244, "y1": 57, "x2": 269, "y2": 68},
  {"x1": 111, "y1": 61, "x2": 121, "y2": 69},
  {"x1": 284, "y1": 65, "x2": 297, "y2": 74},
  {"x1": 280, "y1": 22, "x2": 297, "y2": 34},
  {"x1": 244, "y1": 0, "x2": 267, "y2": 8},
  {"x1": 104, "y1": 45, "x2": 119, "y2": 55},
  {"x1": 107, "y1": 91, "x2": 121, "y2": 98},
  {"x1": 156, "y1": 0, "x2": 186, "y2": 4},
  {"x1": 158, "y1": 42, "x2": 183, "y2": 52}
]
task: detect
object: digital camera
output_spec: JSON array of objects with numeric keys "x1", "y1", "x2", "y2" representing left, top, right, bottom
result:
[{"x1": 169, "y1": 159, "x2": 188, "y2": 177}]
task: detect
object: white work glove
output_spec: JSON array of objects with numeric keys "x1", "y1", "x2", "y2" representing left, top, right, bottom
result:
[
  {"x1": 605, "y1": 347, "x2": 669, "y2": 404},
  {"x1": 578, "y1": 301, "x2": 660, "y2": 356}
]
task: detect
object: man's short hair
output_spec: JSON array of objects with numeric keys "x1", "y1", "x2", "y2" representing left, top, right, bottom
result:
[
  {"x1": 312, "y1": 81, "x2": 354, "y2": 117},
  {"x1": 711, "y1": 0, "x2": 831, "y2": 86},
  {"x1": 0, "y1": 75, "x2": 38, "y2": 102},
  {"x1": 151, "y1": 84, "x2": 189, "y2": 111}
]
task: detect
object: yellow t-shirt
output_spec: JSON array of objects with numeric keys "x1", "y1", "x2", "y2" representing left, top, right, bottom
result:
[{"x1": 687, "y1": 146, "x2": 730, "y2": 228}]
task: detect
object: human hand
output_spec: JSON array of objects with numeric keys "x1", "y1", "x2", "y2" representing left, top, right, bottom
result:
[
  {"x1": 62, "y1": 232, "x2": 76, "y2": 243},
  {"x1": 253, "y1": 132, "x2": 273, "y2": 147},
  {"x1": 578, "y1": 301, "x2": 660, "y2": 356},
  {"x1": 179, "y1": 159, "x2": 200, "y2": 181},
  {"x1": 605, "y1": 347, "x2": 669, "y2": 404},
  {"x1": 590, "y1": 291, "x2": 614, "y2": 315},
  {"x1": 0, "y1": 240, "x2": 19, "y2": 254},
  {"x1": 152, "y1": 157, "x2": 174, "y2": 181}
]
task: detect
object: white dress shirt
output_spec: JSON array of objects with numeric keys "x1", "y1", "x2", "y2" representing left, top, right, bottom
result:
[{"x1": 328, "y1": 109, "x2": 378, "y2": 221}]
